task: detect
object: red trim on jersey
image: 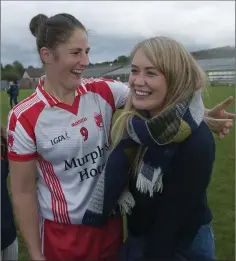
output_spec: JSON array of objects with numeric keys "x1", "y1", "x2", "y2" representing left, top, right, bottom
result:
[
  {"x1": 38, "y1": 87, "x2": 58, "y2": 107},
  {"x1": 37, "y1": 77, "x2": 86, "y2": 115},
  {"x1": 8, "y1": 110, "x2": 17, "y2": 132},
  {"x1": 99, "y1": 78, "x2": 116, "y2": 83},
  {"x1": 8, "y1": 152, "x2": 36, "y2": 161},
  {"x1": 13, "y1": 92, "x2": 38, "y2": 112},
  {"x1": 9, "y1": 93, "x2": 41, "y2": 131},
  {"x1": 56, "y1": 96, "x2": 81, "y2": 115},
  {"x1": 18, "y1": 100, "x2": 45, "y2": 143},
  {"x1": 8, "y1": 96, "x2": 46, "y2": 161},
  {"x1": 84, "y1": 81, "x2": 116, "y2": 112},
  {"x1": 37, "y1": 154, "x2": 71, "y2": 224},
  {"x1": 8, "y1": 110, "x2": 36, "y2": 160},
  {"x1": 78, "y1": 85, "x2": 87, "y2": 95}
]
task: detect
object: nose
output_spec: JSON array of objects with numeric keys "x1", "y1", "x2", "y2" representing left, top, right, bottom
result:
[
  {"x1": 134, "y1": 74, "x2": 145, "y2": 86},
  {"x1": 80, "y1": 53, "x2": 90, "y2": 67}
]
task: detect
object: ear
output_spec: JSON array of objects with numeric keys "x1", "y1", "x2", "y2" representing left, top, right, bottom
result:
[{"x1": 39, "y1": 47, "x2": 54, "y2": 64}]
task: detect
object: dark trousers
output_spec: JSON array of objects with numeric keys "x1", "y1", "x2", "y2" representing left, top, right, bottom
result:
[{"x1": 10, "y1": 95, "x2": 18, "y2": 108}]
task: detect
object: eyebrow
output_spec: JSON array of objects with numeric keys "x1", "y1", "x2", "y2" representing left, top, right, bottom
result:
[
  {"x1": 131, "y1": 64, "x2": 156, "y2": 70},
  {"x1": 69, "y1": 47, "x2": 90, "y2": 52}
]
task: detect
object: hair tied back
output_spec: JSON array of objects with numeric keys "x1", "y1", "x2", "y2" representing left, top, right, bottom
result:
[{"x1": 29, "y1": 14, "x2": 48, "y2": 37}]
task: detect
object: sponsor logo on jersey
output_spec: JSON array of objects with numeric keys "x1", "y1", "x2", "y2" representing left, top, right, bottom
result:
[
  {"x1": 64, "y1": 143, "x2": 110, "y2": 182},
  {"x1": 94, "y1": 112, "x2": 103, "y2": 128},
  {"x1": 51, "y1": 131, "x2": 70, "y2": 146},
  {"x1": 71, "y1": 117, "x2": 87, "y2": 127}
]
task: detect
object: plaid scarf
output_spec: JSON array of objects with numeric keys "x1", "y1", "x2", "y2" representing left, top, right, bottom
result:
[{"x1": 82, "y1": 90, "x2": 205, "y2": 227}]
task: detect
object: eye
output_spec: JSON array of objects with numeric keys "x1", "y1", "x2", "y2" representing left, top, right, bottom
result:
[
  {"x1": 131, "y1": 69, "x2": 138, "y2": 74},
  {"x1": 146, "y1": 71, "x2": 156, "y2": 76},
  {"x1": 72, "y1": 51, "x2": 80, "y2": 55}
]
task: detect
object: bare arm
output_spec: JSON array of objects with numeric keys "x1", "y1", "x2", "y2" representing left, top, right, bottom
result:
[
  {"x1": 10, "y1": 159, "x2": 44, "y2": 260},
  {"x1": 7, "y1": 108, "x2": 44, "y2": 259}
]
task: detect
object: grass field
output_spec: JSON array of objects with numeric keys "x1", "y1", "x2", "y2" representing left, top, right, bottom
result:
[{"x1": 0, "y1": 87, "x2": 235, "y2": 260}]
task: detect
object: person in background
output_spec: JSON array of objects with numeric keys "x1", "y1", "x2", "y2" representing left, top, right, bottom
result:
[
  {"x1": 7, "y1": 12, "x2": 234, "y2": 261},
  {"x1": 1, "y1": 125, "x2": 18, "y2": 260},
  {"x1": 7, "y1": 80, "x2": 19, "y2": 109}
]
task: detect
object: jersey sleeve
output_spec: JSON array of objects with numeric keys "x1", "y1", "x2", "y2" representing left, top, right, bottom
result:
[
  {"x1": 102, "y1": 79, "x2": 130, "y2": 109},
  {"x1": 7, "y1": 109, "x2": 37, "y2": 161}
]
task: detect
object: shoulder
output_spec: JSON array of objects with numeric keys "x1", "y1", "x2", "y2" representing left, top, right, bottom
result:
[
  {"x1": 9, "y1": 91, "x2": 45, "y2": 129},
  {"x1": 8, "y1": 91, "x2": 46, "y2": 148},
  {"x1": 81, "y1": 78, "x2": 129, "y2": 109},
  {"x1": 182, "y1": 121, "x2": 215, "y2": 149},
  {"x1": 176, "y1": 121, "x2": 215, "y2": 164},
  {"x1": 169, "y1": 121, "x2": 215, "y2": 187},
  {"x1": 82, "y1": 77, "x2": 128, "y2": 91}
]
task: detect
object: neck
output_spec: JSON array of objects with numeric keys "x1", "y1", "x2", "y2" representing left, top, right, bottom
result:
[
  {"x1": 148, "y1": 108, "x2": 162, "y2": 118},
  {"x1": 43, "y1": 76, "x2": 75, "y2": 105}
]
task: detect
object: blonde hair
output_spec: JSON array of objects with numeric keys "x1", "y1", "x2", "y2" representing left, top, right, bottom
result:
[{"x1": 111, "y1": 36, "x2": 207, "y2": 172}]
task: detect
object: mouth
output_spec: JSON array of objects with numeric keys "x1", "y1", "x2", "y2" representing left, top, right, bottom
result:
[
  {"x1": 71, "y1": 69, "x2": 83, "y2": 77},
  {"x1": 134, "y1": 89, "x2": 152, "y2": 97}
]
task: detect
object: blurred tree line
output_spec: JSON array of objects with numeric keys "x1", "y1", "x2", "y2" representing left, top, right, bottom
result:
[{"x1": 1, "y1": 61, "x2": 25, "y2": 81}]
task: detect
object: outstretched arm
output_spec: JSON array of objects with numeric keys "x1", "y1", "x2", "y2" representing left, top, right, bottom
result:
[{"x1": 204, "y1": 96, "x2": 235, "y2": 139}]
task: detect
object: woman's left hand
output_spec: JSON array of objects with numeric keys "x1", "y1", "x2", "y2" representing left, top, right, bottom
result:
[{"x1": 205, "y1": 96, "x2": 235, "y2": 139}]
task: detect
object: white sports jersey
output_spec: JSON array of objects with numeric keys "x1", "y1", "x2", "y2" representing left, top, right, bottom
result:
[{"x1": 7, "y1": 77, "x2": 129, "y2": 224}]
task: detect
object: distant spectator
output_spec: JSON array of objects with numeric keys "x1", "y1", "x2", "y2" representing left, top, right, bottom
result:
[{"x1": 7, "y1": 80, "x2": 19, "y2": 109}]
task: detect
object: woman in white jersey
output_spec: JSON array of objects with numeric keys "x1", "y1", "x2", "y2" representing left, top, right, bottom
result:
[{"x1": 7, "y1": 13, "x2": 234, "y2": 261}]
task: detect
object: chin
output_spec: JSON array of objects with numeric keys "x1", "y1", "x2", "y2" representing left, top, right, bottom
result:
[
  {"x1": 75, "y1": 77, "x2": 82, "y2": 84},
  {"x1": 72, "y1": 79, "x2": 81, "y2": 88},
  {"x1": 132, "y1": 98, "x2": 162, "y2": 115},
  {"x1": 132, "y1": 99, "x2": 149, "y2": 111}
]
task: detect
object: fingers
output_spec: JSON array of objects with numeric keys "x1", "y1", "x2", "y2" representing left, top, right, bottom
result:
[
  {"x1": 217, "y1": 133, "x2": 225, "y2": 140},
  {"x1": 221, "y1": 120, "x2": 233, "y2": 133},
  {"x1": 224, "y1": 112, "x2": 236, "y2": 120},
  {"x1": 217, "y1": 120, "x2": 233, "y2": 140},
  {"x1": 223, "y1": 120, "x2": 233, "y2": 128},
  {"x1": 212, "y1": 118, "x2": 233, "y2": 125},
  {"x1": 217, "y1": 130, "x2": 228, "y2": 140},
  {"x1": 215, "y1": 96, "x2": 234, "y2": 110},
  {"x1": 227, "y1": 120, "x2": 233, "y2": 127},
  {"x1": 212, "y1": 97, "x2": 233, "y2": 113},
  {"x1": 222, "y1": 128, "x2": 229, "y2": 135}
]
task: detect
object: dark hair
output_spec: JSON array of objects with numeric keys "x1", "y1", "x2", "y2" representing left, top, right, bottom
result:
[
  {"x1": 1, "y1": 125, "x2": 7, "y2": 160},
  {"x1": 29, "y1": 13, "x2": 87, "y2": 57}
]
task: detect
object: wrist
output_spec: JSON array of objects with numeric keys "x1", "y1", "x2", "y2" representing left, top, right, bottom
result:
[
  {"x1": 204, "y1": 108, "x2": 210, "y2": 117},
  {"x1": 29, "y1": 250, "x2": 45, "y2": 260}
]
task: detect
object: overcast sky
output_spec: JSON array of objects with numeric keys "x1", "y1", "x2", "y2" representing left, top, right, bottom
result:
[{"x1": 1, "y1": 1, "x2": 235, "y2": 67}]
